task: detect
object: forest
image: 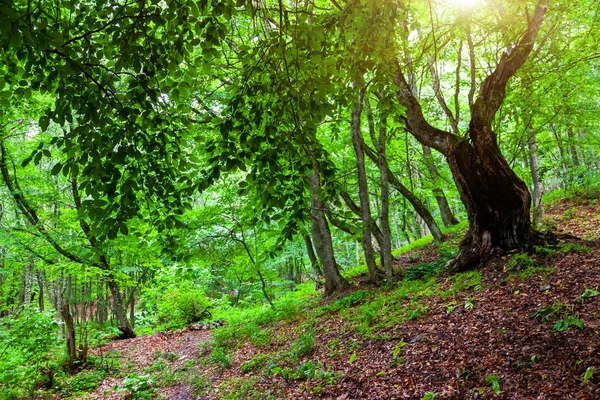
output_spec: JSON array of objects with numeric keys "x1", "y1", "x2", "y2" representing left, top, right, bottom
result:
[{"x1": 1, "y1": 0, "x2": 599, "y2": 398}]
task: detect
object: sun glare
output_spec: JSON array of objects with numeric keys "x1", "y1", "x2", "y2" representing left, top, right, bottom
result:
[{"x1": 448, "y1": 0, "x2": 479, "y2": 8}]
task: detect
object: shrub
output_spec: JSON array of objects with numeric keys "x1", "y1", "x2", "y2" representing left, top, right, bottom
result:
[
  {"x1": 0, "y1": 308, "x2": 61, "y2": 397},
  {"x1": 156, "y1": 283, "x2": 212, "y2": 328}
]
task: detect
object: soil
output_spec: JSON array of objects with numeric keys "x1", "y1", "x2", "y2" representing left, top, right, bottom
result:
[{"x1": 83, "y1": 198, "x2": 600, "y2": 399}]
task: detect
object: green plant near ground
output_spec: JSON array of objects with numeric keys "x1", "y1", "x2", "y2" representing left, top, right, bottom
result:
[
  {"x1": 188, "y1": 373, "x2": 212, "y2": 396},
  {"x1": 209, "y1": 347, "x2": 232, "y2": 370},
  {"x1": 155, "y1": 283, "x2": 212, "y2": 329},
  {"x1": 553, "y1": 315, "x2": 584, "y2": 331},
  {"x1": 421, "y1": 392, "x2": 437, "y2": 400},
  {"x1": 114, "y1": 374, "x2": 156, "y2": 400},
  {"x1": 507, "y1": 265, "x2": 557, "y2": 282},
  {"x1": 582, "y1": 367, "x2": 596, "y2": 383},
  {"x1": 61, "y1": 369, "x2": 107, "y2": 396},
  {"x1": 579, "y1": 288, "x2": 600, "y2": 303},
  {"x1": 534, "y1": 245, "x2": 558, "y2": 258},
  {"x1": 441, "y1": 271, "x2": 482, "y2": 298},
  {"x1": 531, "y1": 302, "x2": 562, "y2": 322},
  {"x1": 485, "y1": 374, "x2": 502, "y2": 394},
  {"x1": 240, "y1": 353, "x2": 269, "y2": 373},
  {"x1": 407, "y1": 303, "x2": 428, "y2": 320},
  {"x1": 0, "y1": 308, "x2": 61, "y2": 398},
  {"x1": 290, "y1": 333, "x2": 314, "y2": 359},
  {"x1": 507, "y1": 253, "x2": 537, "y2": 271},
  {"x1": 219, "y1": 377, "x2": 269, "y2": 400},
  {"x1": 558, "y1": 242, "x2": 592, "y2": 254}
]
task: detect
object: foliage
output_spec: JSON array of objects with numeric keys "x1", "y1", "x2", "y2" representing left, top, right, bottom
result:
[
  {"x1": 485, "y1": 375, "x2": 502, "y2": 395},
  {"x1": 0, "y1": 308, "x2": 61, "y2": 397},
  {"x1": 552, "y1": 316, "x2": 584, "y2": 332},
  {"x1": 114, "y1": 374, "x2": 156, "y2": 400},
  {"x1": 154, "y1": 283, "x2": 212, "y2": 329}
]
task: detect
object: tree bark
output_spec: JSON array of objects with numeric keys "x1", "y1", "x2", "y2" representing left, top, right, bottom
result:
[
  {"x1": 309, "y1": 170, "x2": 348, "y2": 295},
  {"x1": 527, "y1": 127, "x2": 544, "y2": 229},
  {"x1": 393, "y1": 0, "x2": 551, "y2": 270},
  {"x1": 365, "y1": 98, "x2": 396, "y2": 278},
  {"x1": 303, "y1": 235, "x2": 323, "y2": 277},
  {"x1": 61, "y1": 302, "x2": 77, "y2": 370},
  {"x1": 362, "y1": 145, "x2": 445, "y2": 243},
  {"x1": 421, "y1": 145, "x2": 459, "y2": 227},
  {"x1": 350, "y1": 88, "x2": 380, "y2": 283}
]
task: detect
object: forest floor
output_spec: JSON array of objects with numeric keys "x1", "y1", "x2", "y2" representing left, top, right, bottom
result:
[{"x1": 81, "y1": 198, "x2": 600, "y2": 400}]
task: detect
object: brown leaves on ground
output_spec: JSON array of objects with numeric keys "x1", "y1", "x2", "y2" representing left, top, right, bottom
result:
[{"x1": 79, "y1": 198, "x2": 600, "y2": 399}]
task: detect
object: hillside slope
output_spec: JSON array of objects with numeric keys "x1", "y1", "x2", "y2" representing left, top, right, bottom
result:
[{"x1": 80, "y1": 199, "x2": 599, "y2": 400}]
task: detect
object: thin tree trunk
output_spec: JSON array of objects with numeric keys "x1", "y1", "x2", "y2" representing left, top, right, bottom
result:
[
  {"x1": 309, "y1": 170, "x2": 348, "y2": 295},
  {"x1": 363, "y1": 145, "x2": 445, "y2": 243},
  {"x1": 304, "y1": 235, "x2": 323, "y2": 277},
  {"x1": 422, "y1": 145, "x2": 459, "y2": 227},
  {"x1": 350, "y1": 87, "x2": 380, "y2": 283},
  {"x1": 365, "y1": 98, "x2": 396, "y2": 278},
  {"x1": 527, "y1": 127, "x2": 544, "y2": 228},
  {"x1": 566, "y1": 125, "x2": 580, "y2": 167},
  {"x1": 61, "y1": 302, "x2": 77, "y2": 370}
]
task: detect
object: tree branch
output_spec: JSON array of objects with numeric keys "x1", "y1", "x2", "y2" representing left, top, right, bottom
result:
[{"x1": 471, "y1": 0, "x2": 548, "y2": 126}]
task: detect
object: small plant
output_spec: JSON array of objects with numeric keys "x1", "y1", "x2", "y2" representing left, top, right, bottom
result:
[
  {"x1": 240, "y1": 353, "x2": 269, "y2": 373},
  {"x1": 531, "y1": 302, "x2": 562, "y2": 322},
  {"x1": 115, "y1": 374, "x2": 155, "y2": 400},
  {"x1": 421, "y1": 392, "x2": 437, "y2": 400},
  {"x1": 579, "y1": 288, "x2": 599, "y2": 303},
  {"x1": 553, "y1": 315, "x2": 584, "y2": 331},
  {"x1": 464, "y1": 298, "x2": 475, "y2": 311},
  {"x1": 391, "y1": 340, "x2": 406, "y2": 366},
  {"x1": 209, "y1": 347, "x2": 232, "y2": 370},
  {"x1": 485, "y1": 374, "x2": 502, "y2": 394},
  {"x1": 407, "y1": 304, "x2": 428, "y2": 320},
  {"x1": 558, "y1": 242, "x2": 591, "y2": 254},
  {"x1": 534, "y1": 245, "x2": 557, "y2": 258},
  {"x1": 291, "y1": 333, "x2": 314, "y2": 359},
  {"x1": 582, "y1": 367, "x2": 596, "y2": 383},
  {"x1": 446, "y1": 301, "x2": 458, "y2": 314},
  {"x1": 348, "y1": 352, "x2": 357, "y2": 365}
]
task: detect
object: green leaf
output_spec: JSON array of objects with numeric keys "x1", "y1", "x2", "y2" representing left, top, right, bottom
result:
[
  {"x1": 50, "y1": 162, "x2": 62, "y2": 175},
  {"x1": 348, "y1": 352, "x2": 357, "y2": 364},
  {"x1": 120, "y1": 224, "x2": 129, "y2": 236}
]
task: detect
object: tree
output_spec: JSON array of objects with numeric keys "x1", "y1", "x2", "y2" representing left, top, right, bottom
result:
[{"x1": 391, "y1": 0, "x2": 554, "y2": 269}]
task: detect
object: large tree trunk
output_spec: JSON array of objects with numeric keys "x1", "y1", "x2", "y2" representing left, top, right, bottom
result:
[
  {"x1": 393, "y1": 0, "x2": 550, "y2": 270},
  {"x1": 447, "y1": 125, "x2": 550, "y2": 270},
  {"x1": 309, "y1": 170, "x2": 348, "y2": 295}
]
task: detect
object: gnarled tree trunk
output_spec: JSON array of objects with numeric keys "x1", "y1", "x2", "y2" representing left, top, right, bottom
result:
[{"x1": 393, "y1": 0, "x2": 552, "y2": 270}]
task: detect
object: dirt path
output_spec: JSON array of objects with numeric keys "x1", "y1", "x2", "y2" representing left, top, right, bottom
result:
[{"x1": 89, "y1": 329, "x2": 212, "y2": 399}]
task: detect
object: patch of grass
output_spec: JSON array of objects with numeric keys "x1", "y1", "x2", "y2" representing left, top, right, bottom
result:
[
  {"x1": 240, "y1": 353, "x2": 270, "y2": 373},
  {"x1": 209, "y1": 347, "x2": 232, "y2": 370},
  {"x1": 506, "y1": 253, "x2": 537, "y2": 271},
  {"x1": 220, "y1": 377, "x2": 271, "y2": 400},
  {"x1": 441, "y1": 271, "x2": 482, "y2": 298},
  {"x1": 507, "y1": 266, "x2": 557, "y2": 282},
  {"x1": 558, "y1": 242, "x2": 591, "y2": 254}
]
